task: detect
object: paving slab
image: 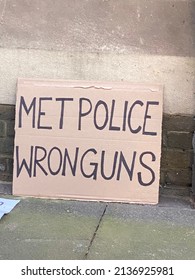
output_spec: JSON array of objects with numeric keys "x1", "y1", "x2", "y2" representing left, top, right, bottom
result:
[
  {"x1": 0, "y1": 197, "x2": 106, "y2": 260},
  {"x1": 87, "y1": 203, "x2": 195, "y2": 260},
  {"x1": 1, "y1": 194, "x2": 194, "y2": 260}
]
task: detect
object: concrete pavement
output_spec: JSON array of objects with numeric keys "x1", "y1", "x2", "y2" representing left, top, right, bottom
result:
[{"x1": 0, "y1": 193, "x2": 195, "y2": 260}]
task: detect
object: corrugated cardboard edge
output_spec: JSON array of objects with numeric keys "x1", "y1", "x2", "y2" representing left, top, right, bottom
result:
[
  {"x1": 13, "y1": 193, "x2": 159, "y2": 205},
  {"x1": 17, "y1": 78, "x2": 164, "y2": 93}
]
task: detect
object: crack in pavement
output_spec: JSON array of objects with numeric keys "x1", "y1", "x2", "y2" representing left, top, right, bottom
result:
[{"x1": 84, "y1": 203, "x2": 108, "y2": 259}]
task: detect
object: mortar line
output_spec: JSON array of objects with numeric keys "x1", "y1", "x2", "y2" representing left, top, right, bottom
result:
[{"x1": 85, "y1": 203, "x2": 108, "y2": 259}]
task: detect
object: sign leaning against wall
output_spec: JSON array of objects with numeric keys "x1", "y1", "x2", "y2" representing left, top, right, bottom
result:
[{"x1": 13, "y1": 79, "x2": 163, "y2": 204}]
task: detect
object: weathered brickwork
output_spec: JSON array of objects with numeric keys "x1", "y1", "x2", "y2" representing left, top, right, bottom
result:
[
  {"x1": 0, "y1": 104, "x2": 194, "y2": 198},
  {"x1": 160, "y1": 114, "x2": 194, "y2": 197},
  {"x1": 0, "y1": 104, "x2": 15, "y2": 182}
]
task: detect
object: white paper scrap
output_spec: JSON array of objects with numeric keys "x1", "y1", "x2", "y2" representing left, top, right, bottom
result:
[{"x1": 0, "y1": 198, "x2": 20, "y2": 220}]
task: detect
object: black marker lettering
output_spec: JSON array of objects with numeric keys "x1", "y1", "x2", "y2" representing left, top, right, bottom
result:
[
  {"x1": 117, "y1": 151, "x2": 136, "y2": 181},
  {"x1": 109, "y1": 100, "x2": 120, "y2": 131},
  {"x1": 101, "y1": 150, "x2": 118, "y2": 180},
  {"x1": 78, "y1": 98, "x2": 92, "y2": 130},
  {"x1": 80, "y1": 148, "x2": 98, "y2": 180},
  {"x1": 56, "y1": 98, "x2": 74, "y2": 129},
  {"x1": 128, "y1": 100, "x2": 143, "y2": 133},
  {"x1": 122, "y1": 101, "x2": 128, "y2": 131},
  {"x1": 48, "y1": 147, "x2": 63, "y2": 175},
  {"x1": 18, "y1": 96, "x2": 36, "y2": 128},
  {"x1": 62, "y1": 147, "x2": 79, "y2": 176},
  {"x1": 37, "y1": 97, "x2": 52, "y2": 129},
  {"x1": 94, "y1": 100, "x2": 109, "y2": 130},
  {"x1": 33, "y1": 146, "x2": 48, "y2": 177},
  {"x1": 137, "y1": 151, "x2": 156, "y2": 186},
  {"x1": 143, "y1": 101, "x2": 159, "y2": 136},
  {"x1": 16, "y1": 145, "x2": 34, "y2": 177}
]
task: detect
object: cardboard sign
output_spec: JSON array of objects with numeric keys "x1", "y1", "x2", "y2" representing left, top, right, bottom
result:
[{"x1": 13, "y1": 79, "x2": 163, "y2": 204}]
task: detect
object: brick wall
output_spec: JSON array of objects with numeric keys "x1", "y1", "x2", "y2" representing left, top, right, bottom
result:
[
  {"x1": 161, "y1": 115, "x2": 194, "y2": 197},
  {"x1": 0, "y1": 104, "x2": 194, "y2": 197},
  {"x1": 0, "y1": 104, "x2": 15, "y2": 181}
]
